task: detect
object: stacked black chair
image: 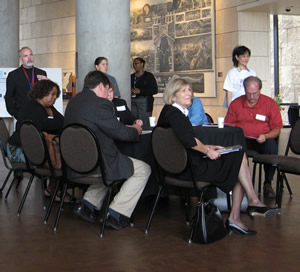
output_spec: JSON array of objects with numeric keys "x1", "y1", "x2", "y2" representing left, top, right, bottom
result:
[
  {"x1": 55, "y1": 123, "x2": 124, "y2": 236},
  {"x1": 145, "y1": 127, "x2": 215, "y2": 243}
]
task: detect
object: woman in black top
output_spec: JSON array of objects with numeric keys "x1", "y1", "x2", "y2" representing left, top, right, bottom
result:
[
  {"x1": 157, "y1": 77, "x2": 278, "y2": 235},
  {"x1": 7, "y1": 80, "x2": 71, "y2": 202},
  {"x1": 8, "y1": 80, "x2": 63, "y2": 156},
  {"x1": 131, "y1": 57, "x2": 158, "y2": 126}
]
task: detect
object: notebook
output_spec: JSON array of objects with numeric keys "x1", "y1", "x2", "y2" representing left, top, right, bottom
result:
[
  {"x1": 203, "y1": 145, "x2": 242, "y2": 158},
  {"x1": 216, "y1": 145, "x2": 242, "y2": 155}
]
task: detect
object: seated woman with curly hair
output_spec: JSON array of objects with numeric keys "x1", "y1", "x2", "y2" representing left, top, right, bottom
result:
[{"x1": 7, "y1": 79, "x2": 74, "y2": 202}]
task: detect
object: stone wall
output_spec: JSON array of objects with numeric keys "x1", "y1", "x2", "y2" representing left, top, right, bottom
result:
[
  {"x1": 278, "y1": 15, "x2": 300, "y2": 104},
  {"x1": 269, "y1": 15, "x2": 300, "y2": 125},
  {"x1": 19, "y1": 0, "x2": 76, "y2": 74}
]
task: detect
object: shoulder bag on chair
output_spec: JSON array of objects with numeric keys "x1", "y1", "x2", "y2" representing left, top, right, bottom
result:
[
  {"x1": 191, "y1": 202, "x2": 227, "y2": 244},
  {"x1": 42, "y1": 132, "x2": 62, "y2": 169}
]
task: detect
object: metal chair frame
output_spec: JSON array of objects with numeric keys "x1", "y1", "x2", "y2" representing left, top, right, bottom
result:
[
  {"x1": 145, "y1": 127, "x2": 215, "y2": 243},
  {"x1": 0, "y1": 118, "x2": 29, "y2": 199},
  {"x1": 55, "y1": 123, "x2": 124, "y2": 237},
  {"x1": 18, "y1": 120, "x2": 62, "y2": 218}
]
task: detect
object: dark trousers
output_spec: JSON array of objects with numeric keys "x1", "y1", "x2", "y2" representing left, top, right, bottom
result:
[
  {"x1": 246, "y1": 138, "x2": 278, "y2": 184},
  {"x1": 131, "y1": 97, "x2": 151, "y2": 126}
]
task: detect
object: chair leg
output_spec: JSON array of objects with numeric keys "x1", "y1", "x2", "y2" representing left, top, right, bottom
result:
[
  {"x1": 5, "y1": 172, "x2": 17, "y2": 200},
  {"x1": 283, "y1": 173, "x2": 293, "y2": 197},
  {"x1": 44, "y1": 178, "x2": 61, "y2": 224},
  {"x1": 41, "y1": 177, "x2": 46, "y2": 210},
  {"x1": 226, "y1": 191, "x2": 232, "y2": 211},
  {"x1": 100, "y1": 187, "x2": 113, "y2": 238},
  {"x1": 278, "y1": 173, "x2": 284, "y2": 209},
  {"x1": 145, "y1": 184, "x2": 163, "y2": 234},
  {"x1": 17, "y1": 174, "x2": 34, "y2": 216},
  {"x1": 53, "y1": 182, "x2": 68, "y2": 232},
  {"x1": 5, "y1": 178, "x2": 16, "y2": 200},
  {"x1": 184, "y1": 189, "x2": 190, "y2": 225},
  {"x1": 15, "y1": 177, "x2": 22, "y2": 189},
  {"x1": 258, "y1": 163, "x2": 263, "y2": 195},
  {"x1": 1, "y1": 169, "x2": 13, "y2": 193},
  {"x1": 275, "y1": 169, "x2": 283, "y2": 209},
  {"x1": 252, "y1": 162, "x2": 257, "y2": 188}
]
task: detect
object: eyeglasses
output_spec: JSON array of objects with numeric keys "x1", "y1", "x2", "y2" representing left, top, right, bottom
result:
[{"x1": 134, "y1": 62, "x2": 142, "y2": 65}]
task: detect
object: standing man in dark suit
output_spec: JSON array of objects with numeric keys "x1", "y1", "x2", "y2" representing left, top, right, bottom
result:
[
  {"x1": 64, "y1": 71, "x2": 151, "y2": 230},
  {"x1": 5, "y1": 47, "x2": 48, "y2": 120}
]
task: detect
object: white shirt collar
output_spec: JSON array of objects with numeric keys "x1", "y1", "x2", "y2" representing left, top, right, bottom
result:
[{"x1": 172, "y1": 103, "x2": 189, "y2": 117}]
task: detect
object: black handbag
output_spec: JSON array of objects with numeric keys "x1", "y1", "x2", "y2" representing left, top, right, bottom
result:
[{"x1": 191, "y1": 202, "x2": 227, "y2": 244}]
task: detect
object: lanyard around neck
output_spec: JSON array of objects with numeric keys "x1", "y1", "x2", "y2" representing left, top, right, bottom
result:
[{"x1": 22, "y1": 66, "x2": 35, "y2": 88}]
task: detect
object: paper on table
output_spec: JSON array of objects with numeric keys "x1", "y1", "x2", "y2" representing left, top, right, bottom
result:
[
  {"x1": 203, "y1": 145, "x2": 242, "y2": 158},
  {"x1": 245, "y1": 135, "x2": 258, "y2": 139},
  {"x1": 202, "y1": 124, "x2": 218, "y2": 127}
]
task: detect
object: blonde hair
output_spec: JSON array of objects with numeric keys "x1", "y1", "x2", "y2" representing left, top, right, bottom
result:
[{"x1": 163, "y1": 77, "x2": 191, "y2": 104}]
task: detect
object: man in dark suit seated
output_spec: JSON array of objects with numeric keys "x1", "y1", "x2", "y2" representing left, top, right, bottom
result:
[
  {"x1": 64, "y1": 71, "x2": 151, "y2": 230},
  {"x1": 108, "y1": 87, "x2": 143, "y2": 126}
]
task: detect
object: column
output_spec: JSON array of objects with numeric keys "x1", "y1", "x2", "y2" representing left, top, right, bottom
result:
[
  {"x1": 0, "y1": 0, "x2": 19, "y2": 67},
  {"x1": 76, "y1": 0, "x2": 131, "y2": 103}
]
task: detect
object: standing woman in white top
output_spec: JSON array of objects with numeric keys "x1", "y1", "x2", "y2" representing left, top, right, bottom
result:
[{"x1": 223, "y1": 46, "x2": 256, "y2": 107}]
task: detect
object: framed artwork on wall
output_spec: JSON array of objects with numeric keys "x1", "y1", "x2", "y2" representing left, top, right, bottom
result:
[{"x1": 130, "y1": 0, "x2": 216, "y2": 97}]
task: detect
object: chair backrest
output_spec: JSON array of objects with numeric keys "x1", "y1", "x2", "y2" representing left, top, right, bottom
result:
[
  {"x1": 60, "y1": 124, "x2": 104, "y2": 176},
  {"x1": 20, "y1": 121, "x2": 47, "y2": 166},
  {"x1": 0, "y1": 118, "x2": 10, "y2": 157},
  {"x1": 288, "y1": 118, "x2": 300, "y2": 155},
  {"x1": 205, "y1": 113, "x2": 214, "y2": 124},
  {"x1": 151, "y1": 127, "x2": 188, "y2": 174}
]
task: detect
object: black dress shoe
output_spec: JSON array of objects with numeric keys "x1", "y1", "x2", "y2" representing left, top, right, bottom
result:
[
  {"x1": 247, "y1": 206, "x2": 280, "y2": 219},
  {"x1": 73, "y1": 203, "x2": 96, "y2": 223},
  {"x1": 225, "y1": 220, "x2": 257, "y2": 236},
  {"x1": 105, "y1": 214, "x2": 129, "y2": 231}
]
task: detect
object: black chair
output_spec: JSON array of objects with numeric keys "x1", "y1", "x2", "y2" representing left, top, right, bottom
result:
[
  {"x1": 18, "y1": 121, "x2": 62, "y2": 217},
  {"x1": 0, "y1": 118, "x2": 28, "y2": 199},
  {"x1": 205, "y1": 113, "x2": 214, "y2": 124},
  {"x1": 248, "y1": 136, "x2": 279, "y2": 196},
  {"x1": 145, "y1": 127, "x2": 215, "y2": 243},
  {"x1": 55, "y1": 123, "x2": 124, "y2": 236},
  {"x1": 252, "y1": 119, "x2": 300, "y2": 208}
]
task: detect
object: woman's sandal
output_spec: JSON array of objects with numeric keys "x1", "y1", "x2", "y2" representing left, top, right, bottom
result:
[
  {"x1": 56, "y1": 191, "x2": 77, "y2": 203},
  {"x1": 44, "y1": 188, "x2": 52, "y2": 198},
  {"x1": 44, "y1": 189, "x2": 76, "y2": 203}
]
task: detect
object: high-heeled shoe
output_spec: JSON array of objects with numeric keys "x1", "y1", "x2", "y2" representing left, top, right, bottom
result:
[
  {"x1": 247, "y1": 206, "x2": 280, "y2": 219},
  {"x1": 225, "y1": 220, "x2": 257, "y2": 236}
]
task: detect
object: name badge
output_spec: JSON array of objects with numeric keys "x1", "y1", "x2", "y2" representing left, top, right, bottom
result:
[
  {"x1": 255, "y1": 114, "x2": 266, "y2": 121},
  {"x1": 116, "y1": 105, "x2": 126, "y2": 111},
  {"x1": 48, "y1": 116, "x2": 54, "y2": 119}
]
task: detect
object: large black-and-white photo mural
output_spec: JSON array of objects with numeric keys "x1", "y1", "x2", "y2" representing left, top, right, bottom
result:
[{"x1": 130, "y1": 0, "x2": 216, "y2": 97}]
